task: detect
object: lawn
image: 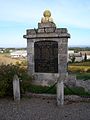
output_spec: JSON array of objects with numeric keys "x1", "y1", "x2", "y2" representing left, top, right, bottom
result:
[
  {"x1": 21, "y1": 83, "x2": 90, "y2": 96},
  {"x1": 75, "y1": 73, "x2": 90, "y2": 80}
]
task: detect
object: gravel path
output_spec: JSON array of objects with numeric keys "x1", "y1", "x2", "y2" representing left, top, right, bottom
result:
[{"x1": 0, "y1": 97, "x2": 90, "y2": 120}]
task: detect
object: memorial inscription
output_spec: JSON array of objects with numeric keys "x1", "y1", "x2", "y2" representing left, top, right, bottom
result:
[{"x1": 34, "y1": 41, "x2": 58, "y2": 73}]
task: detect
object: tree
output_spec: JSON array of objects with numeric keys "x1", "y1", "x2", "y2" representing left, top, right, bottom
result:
[
  {"x1": 71, "y1": 55, "x2": 75, "y2": 63},
  {"x1": 84, "y1": 53, "x2": 87, "y2": 61},
  {"x1": 69, "y1": 54, "x2": 75, "y2": 63}
]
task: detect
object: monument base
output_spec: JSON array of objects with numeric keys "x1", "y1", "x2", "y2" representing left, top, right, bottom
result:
[{"x1": 32, "y1": 73, "x2": 59, "y2": 86}]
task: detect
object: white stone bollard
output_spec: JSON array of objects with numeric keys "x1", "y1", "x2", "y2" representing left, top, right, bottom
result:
[
  {"x1": 13, "y1": 75, "x2": 20, "y2": 101},
  {"x1": 57, "y1": 80, "x2": 64, "y2": 106}
]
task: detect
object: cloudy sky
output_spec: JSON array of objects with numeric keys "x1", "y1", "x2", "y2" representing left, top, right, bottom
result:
[{"x1": 0, "y1": 0, "x2": 90, "y2": 47}]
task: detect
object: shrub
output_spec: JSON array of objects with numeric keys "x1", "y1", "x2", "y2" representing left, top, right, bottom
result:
[
  {"x1": 0, "y1": 64, "x2": 31, "y2": 97},
  {"x1": 22, "y1": 84, "x2": 56, "y2": 94},
  {"x1": 20, "y1": 60, "x2": 27, "y2": 66}
]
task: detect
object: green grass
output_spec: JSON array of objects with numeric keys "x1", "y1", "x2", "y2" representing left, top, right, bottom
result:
[
  {"x1": 76, "y1": 73, "x2": 90, "y2": 80},
  {"x1": 21, "y1": 84, "x2": 90, "y2": 97},
  {"x1": 22, "y1": 84, "x2": 56, "y2": 94},
  {"x1": 64, "y1": 87, "x2": 90, "y2": 96}
]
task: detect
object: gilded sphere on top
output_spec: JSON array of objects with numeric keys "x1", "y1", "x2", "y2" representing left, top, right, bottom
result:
[{"x1": 43, "y1": 10, "x2": 51, "y2": 17}]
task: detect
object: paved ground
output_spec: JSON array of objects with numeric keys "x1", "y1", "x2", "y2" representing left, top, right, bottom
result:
[{"x1": 0, "y1": 97, "x2": 90, "y2": 120}]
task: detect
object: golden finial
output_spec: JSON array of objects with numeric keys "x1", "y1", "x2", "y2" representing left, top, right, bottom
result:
[
  {"x1": 41, "y1": 10, "x2": 53, "y2": 23},
  {"x1": 43, "y1": 10, "x2": 51, "y2": 17}
]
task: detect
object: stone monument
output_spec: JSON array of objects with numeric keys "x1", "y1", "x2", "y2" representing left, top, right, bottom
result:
[
  {"x1": 23, "y1": 10, "x2": 70, "y2": 86},
  {"x1": 13, "y1": 75, "x2": 20, "y2": 101}
]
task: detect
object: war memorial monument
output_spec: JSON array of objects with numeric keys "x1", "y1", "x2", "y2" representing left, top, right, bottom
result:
[{"x1": 24, "y1": 10, "x2": 70, "y2": 88}]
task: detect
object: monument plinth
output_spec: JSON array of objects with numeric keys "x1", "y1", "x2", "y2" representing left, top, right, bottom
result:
[{"x1": 23, "y1": 10, "x2": 70, "y2": 86}]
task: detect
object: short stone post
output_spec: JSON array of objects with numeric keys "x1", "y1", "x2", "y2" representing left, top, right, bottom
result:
[
  {"x1": 13, "y1": 75, "x2": 20, "y2": 101},
  {"x1": 57, "y1": 76, "x2": 64, "y2": 106}
]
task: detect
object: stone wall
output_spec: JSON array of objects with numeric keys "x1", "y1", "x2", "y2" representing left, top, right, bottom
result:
[
  {"x1": 65, "y1": 74, "x2": 90, "y2": 93},
  {"x1": 76, "y1": 80, "x2": 90, "y2": 92},
  {"x1": 64, "y1": 74, "x2": 76, "y2": 87}
]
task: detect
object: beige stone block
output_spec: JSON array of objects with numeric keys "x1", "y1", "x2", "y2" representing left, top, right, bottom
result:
[
  {"x1": 27, "y1": 29, "x2": 36, "y2": 35},
  {"x1": 38, "y1": 22, "x2": 56, "y2": 28}
]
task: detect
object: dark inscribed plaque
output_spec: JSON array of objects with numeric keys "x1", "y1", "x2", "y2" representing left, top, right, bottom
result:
[{"x1": 34, "y1": 41, "x2": 58, "y2": 73}]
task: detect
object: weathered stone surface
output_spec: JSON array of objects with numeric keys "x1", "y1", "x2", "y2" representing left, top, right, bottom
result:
[
  {"x1": 55, "y1": 28, "x2": 67, "y2": 33},
  {"x1": 25, "y1": 33, "x2": 70, "y2": 39},
  {"x1": 27, "y1": 29, "x2": 36, "y2": 35},
  {"x1": 44, "y1": 27, "x2": 56, "y2": 33},
  {"x1": 24, "y1": 20, "x2": 70, "y2": 86},
  {"x1": 58, "y1": 54, "x2": 67, "y2": 64},
  {"x1": 27, "y1": 41, "x2": 34, "y2": 53},
  {"x1": 58, "y1": 33, "x2": 70, "y2": 38},
  {"x1": 36, "y1": 33, "x2": 58, "y2": 38},
  {"x1": 28, "y1": 53, "x2": 34, "y2": 63},
  {"x1": 38, "y1": 22, "x2": 56, "y2": 28},
  {"x1": 32, "y1": 73, "x2": 59, "y2": 86},
  {"x1": 13, "y1": 75, "x2": 20, "y2": 101},
  {"x1": 62, "y1": 38, "x2": 68, "y2": 43},
  {"x1": 58, "y1": 66, "x2": 67, "y2": 74},
  {"x1": 28, "y1": 64, "x2": 34, "y2": 74},
  {"x1": 65, "y1": 75, "x2": 76, "y2": 87},
  {"x1": 57, "y1": 80, "x2": 64, "y2": 105},
  {"x1": 38, "y1": 28, "x2": 45, "y2": 33},
  {"x1": 76, "y1": 80, "x2": 90, "y2": 92},
  {"x1": 58, "y1": 44, "x2": 67, "y2": 54}
]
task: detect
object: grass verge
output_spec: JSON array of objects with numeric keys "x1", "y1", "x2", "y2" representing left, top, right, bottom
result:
[{"x1": 21, "y1": 84, "x2": 90, "y2": 97}]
